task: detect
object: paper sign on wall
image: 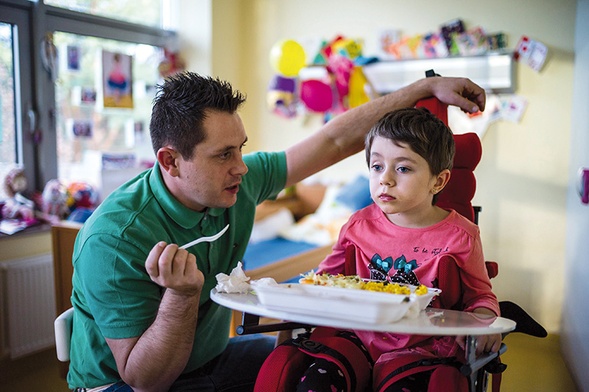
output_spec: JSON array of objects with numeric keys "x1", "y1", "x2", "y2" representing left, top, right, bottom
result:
[{"x1": 514, "y1": 35, "x2": 548, "y2": 72}]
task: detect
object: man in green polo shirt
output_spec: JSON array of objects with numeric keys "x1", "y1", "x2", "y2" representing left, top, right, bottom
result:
[{"x1": 68, "y1": 72, "x2": 485, "y2": 391}]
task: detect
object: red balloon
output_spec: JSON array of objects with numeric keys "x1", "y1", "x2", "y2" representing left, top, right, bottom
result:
[{"x1": 300, "y1": 80, "x2": 333, "y2": 112}]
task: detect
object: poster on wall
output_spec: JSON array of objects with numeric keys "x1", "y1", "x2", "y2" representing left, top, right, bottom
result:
[
  {"x1": 67, "y1": 45, "x2": 81, "y2": 71},
  {"x1": 66, "y1": 119, "x2": 94, "y2": 138},
  {"x1": 102, "y1": 50, "x2": 133, "y2": 109}
]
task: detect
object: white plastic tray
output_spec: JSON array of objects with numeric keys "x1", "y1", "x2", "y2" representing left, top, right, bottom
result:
[{"x1": 254, "y1": 283, "x2": 440, "y2": 324}]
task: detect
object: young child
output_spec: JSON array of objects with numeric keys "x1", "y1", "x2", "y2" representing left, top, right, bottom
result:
[{"x1": 297, "y1": 107, "x2": 501, "y2": 392}]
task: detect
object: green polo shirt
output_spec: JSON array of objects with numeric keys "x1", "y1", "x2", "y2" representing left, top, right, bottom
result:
[{"x1": 67, "y1": 151, "x2": 287, "y2": 389}]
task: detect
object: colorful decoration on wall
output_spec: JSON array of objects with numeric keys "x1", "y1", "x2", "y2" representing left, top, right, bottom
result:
[
  {"x1": 267, "y1": 35, "x2": 377, "y2": 121},
  {"x1": 300, "y1": 79, "x2": 333, "y2": 112},
  {"x1": 267, "y1": 74, "x2": 298, "y2": 118},
  {"x1": 379, "y1": 19, "x2": 508, "y2": 60},
  {"x1": 270, "y1": 39, "x2": 307, "y2": 77}
]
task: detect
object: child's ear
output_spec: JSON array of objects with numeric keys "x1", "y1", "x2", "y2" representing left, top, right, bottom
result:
[{"x1": 432, "y1": 169, "x2": 451, "y2": 194}]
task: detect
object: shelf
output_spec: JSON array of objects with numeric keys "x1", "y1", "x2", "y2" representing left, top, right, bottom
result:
[{"x1": 362, "y1": 52, "x2": 516, "y2": 94}]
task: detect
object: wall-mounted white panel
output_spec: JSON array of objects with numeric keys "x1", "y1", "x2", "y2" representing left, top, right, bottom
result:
[{"x1": 362, "y1": 52, "x2": 516, "y2": 94}]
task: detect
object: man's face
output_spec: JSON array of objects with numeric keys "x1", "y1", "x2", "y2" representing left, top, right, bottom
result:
[{"x1": 173, "y1": 110, "x2": 249, "y2": 211}]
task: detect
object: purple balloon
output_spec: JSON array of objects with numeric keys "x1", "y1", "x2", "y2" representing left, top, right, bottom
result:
[{"x1": 268, "y1": 75, "x2": 296, "y2": 93}]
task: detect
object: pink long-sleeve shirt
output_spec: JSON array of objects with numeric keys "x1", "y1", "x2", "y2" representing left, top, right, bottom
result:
[{"x1": 317, "y1": 203, "x2": 499, "y2": 361}]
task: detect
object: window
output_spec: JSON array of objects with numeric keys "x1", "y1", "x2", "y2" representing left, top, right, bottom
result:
[
  {"x1": 0, "y1": 2, "x2": 34, "y2": 201},
  {"x1": 44, "y1": 0, "x2": 166, "y2": 28},
  {"x1": 0, "y1": 22, "x2": 17, "y2": 200},
  {"x1": 0, "y1": 0, "x2": 175, "y2": 207},
  {"x1": 53, "y1": 33, "x2": 162, "y2": 193}
]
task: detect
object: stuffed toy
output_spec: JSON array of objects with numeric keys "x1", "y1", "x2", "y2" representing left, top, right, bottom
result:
[
  {"x1": 41, "y1": 179, "x2": 69, "y2": 221},
  {"x1": 1, "y1": 167, "x2": 35, "y2": 221}
]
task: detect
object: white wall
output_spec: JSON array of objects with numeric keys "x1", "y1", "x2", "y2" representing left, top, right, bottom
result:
[
  {"x1": 562, "y1": 0, "x2": 589, "y2": 388},
  {"x1": 170, "y1": 0, "x2": 213, "y2": 75}
]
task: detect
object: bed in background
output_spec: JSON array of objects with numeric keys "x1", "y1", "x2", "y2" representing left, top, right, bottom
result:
[
  {"x1": 242, "y1": 175, "x2": 372, "y2": 283},
  {"x1": 231, "y1": 175, "x2": 372, "y2": 335}
]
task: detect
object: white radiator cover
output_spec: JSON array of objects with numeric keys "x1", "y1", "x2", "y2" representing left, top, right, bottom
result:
[{"x1": 0, "y1": 253, "x2": 56, "y2": 359}]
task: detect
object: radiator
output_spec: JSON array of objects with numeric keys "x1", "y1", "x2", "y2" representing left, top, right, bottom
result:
[{"x1": 0, "y1": 253, "x2": 56, "y2": 359}]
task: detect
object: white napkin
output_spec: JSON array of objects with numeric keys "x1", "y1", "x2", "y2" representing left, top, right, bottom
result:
[
  {"x1": 215, "y1": 262, "x2": 280, "y2": 293},
  {"x1": 215, "y1": 262, "x2": 251, "y2": 293}
]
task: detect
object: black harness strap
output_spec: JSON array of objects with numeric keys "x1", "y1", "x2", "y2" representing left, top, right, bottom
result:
[{"x1": 375, "y1": 356, "x2": 463, "y2": 392}]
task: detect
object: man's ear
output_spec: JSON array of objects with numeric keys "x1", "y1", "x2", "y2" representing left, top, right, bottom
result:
[{"x1": 157, "y1": 147, "x2": 180, "y2": 177}]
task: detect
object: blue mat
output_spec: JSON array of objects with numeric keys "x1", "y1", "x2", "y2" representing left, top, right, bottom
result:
[{"x1": 243, "y1": 237, "x2": 317, "y2": 282}]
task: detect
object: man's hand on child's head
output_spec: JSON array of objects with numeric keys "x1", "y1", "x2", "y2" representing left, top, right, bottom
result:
[{"x1": 427, "y1": 77, "x2": 486, "y2": 114}]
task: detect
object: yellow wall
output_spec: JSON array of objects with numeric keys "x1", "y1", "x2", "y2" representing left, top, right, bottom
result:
[
  {"x1": 1, "y1": 0, "x2": 574, "y2": 335},
  {"x1": 206, "y1": 0, "x2": 576, "y2": 333},
  {"x1": 0, "y1": 231, "x2": 52, "y2": 261}
]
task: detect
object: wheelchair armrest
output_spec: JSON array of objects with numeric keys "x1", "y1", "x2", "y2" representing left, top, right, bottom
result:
[{"x1": 460, "y1": 342, "x2": 507, "y2": 377}]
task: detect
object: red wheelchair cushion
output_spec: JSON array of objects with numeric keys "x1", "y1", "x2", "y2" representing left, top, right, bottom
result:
[
  {"x1": 416, "y1": 98, "x2": 482, "y2": 223},
  {"x1": 437, "y1": 132, "x2": 481, "y2": 222},
  {"x1": 254, "y1": 327, "x2": 371, "y2": 392}
]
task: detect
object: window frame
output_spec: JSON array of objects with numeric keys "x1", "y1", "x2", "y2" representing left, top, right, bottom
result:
[
  {"x1": 0, "y1": 0, "x2": 176, "y2": 194},
  {"x1": 0, "y1": 0, "x2": 35, "y2": 191}
]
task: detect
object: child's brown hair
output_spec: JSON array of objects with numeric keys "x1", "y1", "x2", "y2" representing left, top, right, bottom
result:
[{"x1": 365, "y1": 107, "x2": 455, "y2": 203}]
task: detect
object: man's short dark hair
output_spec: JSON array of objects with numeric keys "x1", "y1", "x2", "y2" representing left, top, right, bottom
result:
[{"x1": 150, "y1": 72, "x2": 246, "y2": 160}]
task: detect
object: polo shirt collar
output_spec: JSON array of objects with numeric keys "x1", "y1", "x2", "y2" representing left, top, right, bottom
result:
[{"x1": 148, "y1": 162, "x2": 226, "y2": 229}]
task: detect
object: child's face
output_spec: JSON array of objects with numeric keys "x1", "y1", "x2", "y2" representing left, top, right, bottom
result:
[{"x1": 368, "y1": 136, "x2": 447, "y2": 226}]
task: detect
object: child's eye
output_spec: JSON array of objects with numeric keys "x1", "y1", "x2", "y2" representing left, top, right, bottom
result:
[
  {"x1": 371, "y1": 163, "x2": 383, "y2": 172},
  {"x1": 397, "y1": 166, "x2": 410, "y2": 173}
]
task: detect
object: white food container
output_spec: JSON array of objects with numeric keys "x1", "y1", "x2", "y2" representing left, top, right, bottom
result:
[{"x1": 255, "y1": 283, "x2": 440, "y2": 324}]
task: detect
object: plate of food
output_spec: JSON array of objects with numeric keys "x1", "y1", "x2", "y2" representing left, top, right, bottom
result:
[{"x1": 254, "y1": 272, "x2": 440, "y2": 324}]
